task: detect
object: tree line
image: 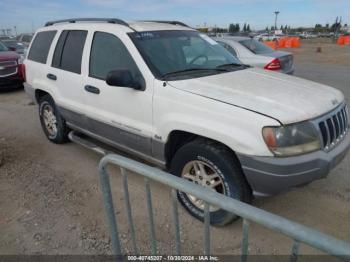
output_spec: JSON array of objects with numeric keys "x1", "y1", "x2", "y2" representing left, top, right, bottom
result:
[
  {"x1": 211, "y1": 19, "x2": 348, "y2": 34},
  {"x1": 228, "y1": 23, "x2": 251, "y2": 33}
]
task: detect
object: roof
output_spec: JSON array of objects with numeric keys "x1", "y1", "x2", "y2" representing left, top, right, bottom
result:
[
  {"x1": 128, "y1": 21, "x2": 193, "y2": 32},
  {"x1": 42, "y1": 18, "x2": 193, "y2": 33}
]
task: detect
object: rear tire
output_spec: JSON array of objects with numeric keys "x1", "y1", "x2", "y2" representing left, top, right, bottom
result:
[
  {"x1": 38, "y1": 95, "x2": 69, "y2": 144},
  {"x1": 170, "y1": 138, "x2": 252, "y2": 226}
]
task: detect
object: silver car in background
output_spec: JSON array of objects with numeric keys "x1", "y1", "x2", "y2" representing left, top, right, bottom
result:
[{"x1": 214, "y1": 36, "x2": 294, "y2": 74}]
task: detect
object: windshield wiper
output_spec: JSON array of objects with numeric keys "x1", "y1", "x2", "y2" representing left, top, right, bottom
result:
[
  {"x1": 161, "y1": 68, "x2": 228, "y2": 80},
  {"x1": 216, "y1": 63, "x2": 250, "y2": 69}
]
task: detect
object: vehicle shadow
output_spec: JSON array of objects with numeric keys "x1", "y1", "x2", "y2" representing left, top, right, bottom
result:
[{"x1": 0, "y1": 85, "x2": 24, "y2": 93}]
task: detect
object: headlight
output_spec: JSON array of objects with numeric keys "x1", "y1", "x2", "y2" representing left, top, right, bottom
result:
[{"x1": 262, "y1": 122, "x2": 321, "y2": 157}]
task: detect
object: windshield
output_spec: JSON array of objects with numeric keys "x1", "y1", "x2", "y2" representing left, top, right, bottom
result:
[
  {"x1": 0, "y1": 42, "x2": 8, "y2": 52},
  {"x1": 129, "y1": 30, "x2": 245, "y2": 80},
  {"x1": 239, "y1": 39, "x2": 274, "y2": 54}
]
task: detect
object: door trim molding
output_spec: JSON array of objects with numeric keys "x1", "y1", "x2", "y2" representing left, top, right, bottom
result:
[{"x1": 66, "y1": 122, "x2": 166, "y2": 168}]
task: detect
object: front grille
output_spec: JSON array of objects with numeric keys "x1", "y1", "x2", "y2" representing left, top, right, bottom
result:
[
  {"x1": 0, "y1": 60, "x2": 17, "y2": 77},
  {"x1": 318, "y1": 105, "x2": 348, "y2": 150}
]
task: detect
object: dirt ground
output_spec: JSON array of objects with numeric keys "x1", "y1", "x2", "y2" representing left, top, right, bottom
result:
[{"x1": 1, "y1": 40, "x2": 350, "y2": 257}]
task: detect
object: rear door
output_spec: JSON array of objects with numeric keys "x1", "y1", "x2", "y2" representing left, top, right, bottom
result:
[{"x1": 49, "y1": 30, "x2": 88, "y2": 128}]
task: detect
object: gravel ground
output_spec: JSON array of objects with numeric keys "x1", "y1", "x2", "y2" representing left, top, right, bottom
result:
[{"x1": 0, "y1": 40, "x2": 350, "y2": 256}]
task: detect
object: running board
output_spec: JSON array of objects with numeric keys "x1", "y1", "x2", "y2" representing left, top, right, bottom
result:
[{"x1": 68, "y1": 131, "x2": 110, "y2": 156}]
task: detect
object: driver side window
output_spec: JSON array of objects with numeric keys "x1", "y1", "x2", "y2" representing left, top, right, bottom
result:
[{"x1": 89, "y1": 32, "x2": 141, "y2": 80}]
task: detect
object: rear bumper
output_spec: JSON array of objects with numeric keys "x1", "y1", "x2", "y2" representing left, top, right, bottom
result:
[
  {"x1": 237, "y1": 131, "x2": 350, "y2": 196},
  {"x1": 281, "y1": 66, "x2": 294, "y2": 75}
]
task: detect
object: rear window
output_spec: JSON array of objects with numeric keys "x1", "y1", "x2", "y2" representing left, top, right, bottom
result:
[
  {"x1": 28, "y1": 31, "x2": 56, "y2": 64},
  {"x1": 52, "y1": 30, "x2": 87, "y2": 74},
  {"x1": 239, "y1": 39, "x2": 273, "y2": 54}
]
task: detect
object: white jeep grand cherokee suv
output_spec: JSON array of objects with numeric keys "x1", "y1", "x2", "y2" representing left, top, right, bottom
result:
[{"x1": 24, "y1": 18, "x2": 350, "y2": 225}]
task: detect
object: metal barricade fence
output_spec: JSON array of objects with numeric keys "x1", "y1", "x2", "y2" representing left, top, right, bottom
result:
[{"x1": 98, "y1": 153, "x2": 350, "y2": 261}]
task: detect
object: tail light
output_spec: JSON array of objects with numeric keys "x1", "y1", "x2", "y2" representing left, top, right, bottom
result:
[
  {"x1": 264, "y1": 58, "x2": 281, "y2": 71},
  {"x1": 18, "y1": 63, "x2": 26, "y2": 82}
]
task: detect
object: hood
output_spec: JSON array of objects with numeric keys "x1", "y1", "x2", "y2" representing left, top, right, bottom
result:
[
  {"x1": 0, "y1": 51, "x2": 20, "y2": 61},
  {"x1": 168, "y1": 68, "x2": 344, "y2": 124}
]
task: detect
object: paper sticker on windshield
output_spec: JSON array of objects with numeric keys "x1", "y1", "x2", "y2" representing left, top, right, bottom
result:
[
  {"x1": 135, "y1": 32, "x2": 155, "y2": 39},
  {"x1": 199, "y1": 34, "x2": 218, "y2": 45}
]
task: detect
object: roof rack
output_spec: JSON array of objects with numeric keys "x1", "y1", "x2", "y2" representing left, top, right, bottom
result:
[
  {"x1": 140, "y1": 20, "x2": 190, "y2": 28},
  {"x1": 45, "y1": 18, "x2": 129, "y2": 27}
]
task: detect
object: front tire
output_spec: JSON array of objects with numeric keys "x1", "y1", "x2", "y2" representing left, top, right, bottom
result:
[
  {"x1": 170, "y1": 139, "x2": 252, "y2": 226},
  {"x1": 39, "y1": 95, "x2": 69, "y2": 144}
]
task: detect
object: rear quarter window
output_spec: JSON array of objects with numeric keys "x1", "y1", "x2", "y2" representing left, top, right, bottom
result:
[
  {"x1": 239, "y1": 39, "x2": 273, "y2": 54},
  {"x1": 217, "y1": 41, "x2": 238, "y2": 57},
  {"x1": 27, "y1": 31, "x2": 56, "y2": 64}
]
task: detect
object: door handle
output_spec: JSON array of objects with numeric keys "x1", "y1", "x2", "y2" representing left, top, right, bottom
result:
[
  {"x1": 47, "y1": 73, "x2": 57, "y2": 80},
  {"x1": 84, "y1": 85, "x2": 100, "y2": 94}
]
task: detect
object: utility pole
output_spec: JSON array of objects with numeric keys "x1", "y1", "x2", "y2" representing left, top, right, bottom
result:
[{"x1": 274, "y1": 11, "x2": 280, "y2": 32}]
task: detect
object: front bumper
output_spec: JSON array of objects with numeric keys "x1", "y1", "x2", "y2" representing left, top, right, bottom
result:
[
  {"x1": 0, "y1": 75, "x2": 23, "y2": 89},
  {"x1": 237, "y1": 131, "x2": 350, "y2": 196}
]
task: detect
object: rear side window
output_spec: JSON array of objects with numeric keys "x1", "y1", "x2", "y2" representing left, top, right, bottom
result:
[
  {"x1": 28, "y1": 31, "x2": 56, "y2": 64},
  {"x1": 89, "y1": 31, "x2": 140, "y2": 80},
  {"x1": 52, "y1": 30, "x2": 87, "y2": 74},
  {"x1": 217, "y1": 41, "x2": 237, "y2": 56}
]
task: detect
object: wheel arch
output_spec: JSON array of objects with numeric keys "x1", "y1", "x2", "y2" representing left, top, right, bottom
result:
[
  {"x1": 165, "y1": 129, "x2": 253, "y2": 201},
  {"x1": 164, "y1": 130, "x2": 241, "y2": 169},
  {"x1": 35, "y1": 89, "x2": 52, "y2": 103}
]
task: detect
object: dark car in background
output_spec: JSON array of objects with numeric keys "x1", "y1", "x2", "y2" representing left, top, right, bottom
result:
[
  {"x1": 0, "y1": 41, "x2": 25, "y2": 90},
  {"x1": 2, "y1": 40, "x2": 27, "y2": 64},
  {"x1": 0, "y1": 36, "x2": 11, "y2": 41},
  {"x1": 2, "y1": 40, "x2": 26, "y2": 55}
]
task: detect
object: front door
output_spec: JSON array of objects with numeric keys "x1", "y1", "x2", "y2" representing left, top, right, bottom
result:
[{"x1": 82, "y1": 31, "x2": 154, "y2": 157}]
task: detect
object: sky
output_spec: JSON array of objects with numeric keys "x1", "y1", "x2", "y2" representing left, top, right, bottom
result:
[{"x1": 0, "y1": 0, "x2": 349, "y2": 34}]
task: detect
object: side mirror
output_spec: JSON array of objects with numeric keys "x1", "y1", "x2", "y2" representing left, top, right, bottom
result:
[
  {"x1": 106, "y1": 69, "x2": 145, "y2": 91},
  {"x1": 9, "y1": 46, "x2": 16, "y2": 51}
]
